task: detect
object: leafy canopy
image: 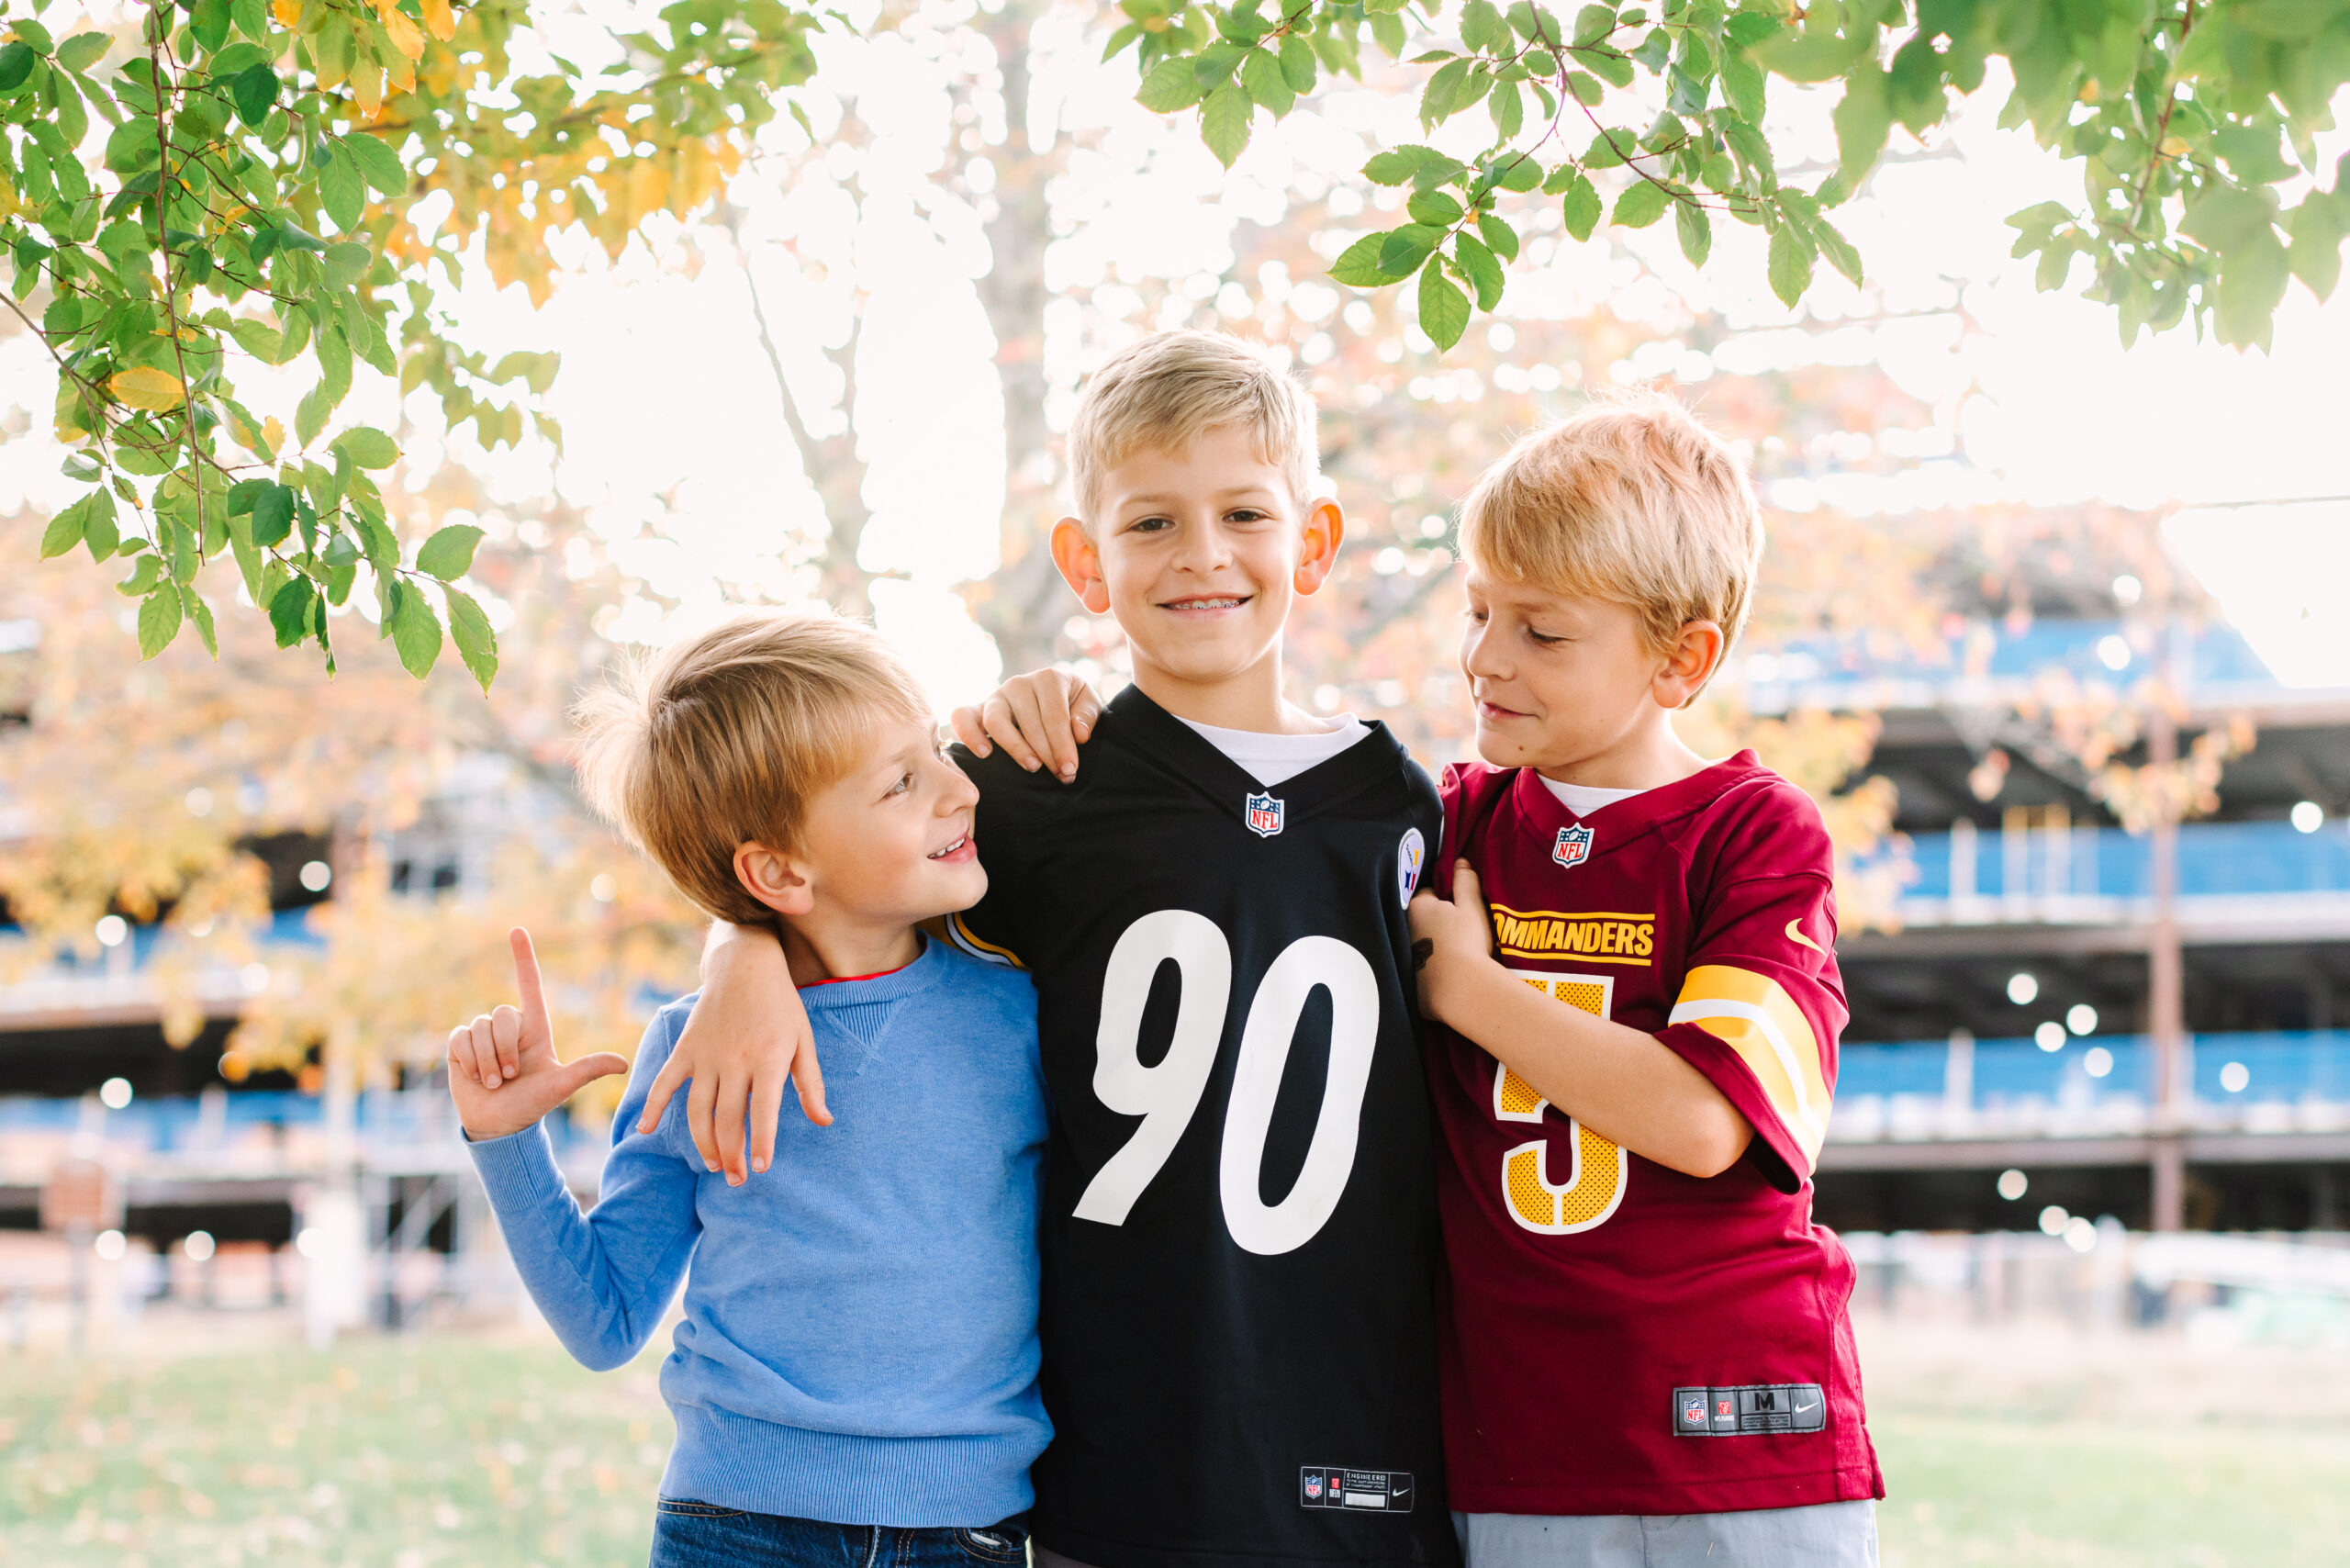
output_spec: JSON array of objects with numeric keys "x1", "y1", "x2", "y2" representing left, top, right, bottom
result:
[
  {"x1": 15, "y1": 0, "x2": 2349, "y2": 681},
  {"x1": 1116, "y1": 0, "x2": 2350, "y2": 351}
]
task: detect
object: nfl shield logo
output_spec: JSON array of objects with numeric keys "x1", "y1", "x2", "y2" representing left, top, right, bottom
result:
[
  {"x1": 1305, "y1": 1473, "x2": 1324, "y2": 1500},
  {"x1": 1682, "y1": 1394, "x2": 1707, "y2": 1427},
  {"x1": 1246, "y1": 791, "x2": 1285, "y2": 838},
  {"x1": 1552, "y1": 823, "x2": 1595, "y2": 868}
]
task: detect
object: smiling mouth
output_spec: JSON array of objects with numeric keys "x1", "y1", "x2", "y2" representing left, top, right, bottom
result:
[
  {"x1": 928, "y1": 831, "x2": 971, "y2": 860},
  {"x1": 1160, "y1": 595, "x2": 1250, "y2": 612},
  {"x1": 1478, "y1": 700, "x2": 1533, "y2": 721}
]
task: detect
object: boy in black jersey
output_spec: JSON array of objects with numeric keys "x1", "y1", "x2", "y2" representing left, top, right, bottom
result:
[{"x1": 647, "y1": 332, "x2": 1457, "y2": 1568}]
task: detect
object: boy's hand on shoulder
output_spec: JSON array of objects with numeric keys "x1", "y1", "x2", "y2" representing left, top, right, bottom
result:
[
  {"x1": 949, "y1": 667, "x2": 1102, "y2": 783},
  {"x1": 1407, "y1": 862, "x2": 1507, "y2": 1027},
  {"x1": 447, "y1": 929, "x2": 630, "y2": 1143},
  {"x1": 639, "y1": 923, "x2": 831, "y2": 1187}
]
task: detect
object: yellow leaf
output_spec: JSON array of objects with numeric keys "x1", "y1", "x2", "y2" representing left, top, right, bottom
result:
[
  {"x1": 108, "y1": 365, "x2": 186, "y2": 411},
  {"x1": 352, "y1": 63, "x2": 383, "y2": 118},
  {"x1": 272, "y1": 0, "x2": 303, "y2": 26},
  {"x1": 380, "y1": 6, "x2": 423, "y2": 62},
  {"x1": 263, "y1": 416, "x2": 285, "y2": 454},
  {"x1": 420, "y1": 0, "x2": 454, "y2": 41},
  {"x1": 385, "y1": 42, "x2": 415, "y2": 95}
]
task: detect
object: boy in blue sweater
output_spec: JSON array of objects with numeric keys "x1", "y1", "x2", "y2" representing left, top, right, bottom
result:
[{"x1": 444, "y1": 609, "x2": 1048, "y2": 1568}]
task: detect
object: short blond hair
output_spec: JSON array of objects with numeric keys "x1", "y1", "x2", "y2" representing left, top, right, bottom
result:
[
  {"x1": 1067, "y1": 330, "x2": 1320, "y2": 521},
  {"x1": 573, "y1": 609, "x2": 931, "y2": 924},
  {"x1": 1458, "y1": 391, "x2": 1762, "y2": 671}
]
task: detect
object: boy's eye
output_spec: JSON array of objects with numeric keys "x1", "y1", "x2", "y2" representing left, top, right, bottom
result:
[
  {"x1": 1127, "y1": 514, "x2": 1173, "y2": 533},
  {"x1": 1225, "y1": 508, "x2": 1270, "y2": 524},
  {"x1": 886, "y1": 771, "x2": 912, "y2": 797}
]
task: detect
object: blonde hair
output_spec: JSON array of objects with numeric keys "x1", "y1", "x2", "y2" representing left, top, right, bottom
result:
[
  {"x1": 573, "y1": 609, "x2": 932, "y2": 924},
  {"x1": 1457, "y1": 390, "x2": 1762, "y2": 676},
  {"x1": 1067, "y1": 330, "x2": 1320, "y2": 521}
]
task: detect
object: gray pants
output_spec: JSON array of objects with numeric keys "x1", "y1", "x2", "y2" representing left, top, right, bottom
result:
[
  {"x1": 1038, "y1": 1503, "x2": 1875, "y2": 1568},
  {"x1": 1453, "y1": 1501, "x2": 1878, "y2": 1568}
]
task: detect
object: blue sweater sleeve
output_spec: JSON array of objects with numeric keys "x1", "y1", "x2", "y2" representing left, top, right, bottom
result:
[{"x1": 464, "y1": 1010, "x2": 700, "y2": 1372}]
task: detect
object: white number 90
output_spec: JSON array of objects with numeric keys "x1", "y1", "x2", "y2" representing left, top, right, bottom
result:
[{"x1": 1071, "y1": 910, "x2": 1380, "y2": 1256}]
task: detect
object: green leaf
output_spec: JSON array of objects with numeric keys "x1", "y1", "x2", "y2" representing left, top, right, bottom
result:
[
  {"x1": 416, "y1": 523, "x2": 484, "y2": 581},
  {"x1": 2288, "y1": 195, "x2": 2344, "y2": 302},
  {"x1": 1675, "y1": 198, "x2": 1712, "y2": 265},
  {"x1": 117, "y1": 553, "x2": 164, "y2": 598},
  {"x1": 1454, "y1": 232, "x2": 1505, "y2": 310},
  {"x1": 1240, "y1": 49, "x2": 1293, "y2": 118},
  {"x1": 1278, "y1": 35, "x2": 1317, "y2": 93},
  {"x1": 1813, "y1": 217, "x2": 1863, "y2": 285},
  {"x1": 1136, "y1": 56, "x2": 1203, "y2": 112},
  {"x1": 185, "y1": 587, "x2": 218, "y2": 658},
  {"x1": 443, "y1": 587, "x2": 498, "y2": 693},
  {"x1": 1200, "y1": 84, "x2": 1252, "y2": 168},
  {"x1": 1417, "y1": 263, "x2": 1470, "y2": 351},
  {"x1": 389, "y1": 580, "x2": 442, "y2": 678},
  {"x1": 39, "y1": 498, "x2": 85, "y2": 559},
  {"x1": 319, "y1": 142, "x2": 365, "y2": 233},
  {"x1": 1328, "y1": 232, "x2": 1393, "y2": 287},
  {"x1": 229, "y1": 62, "x2": 277, "y2": 126},
  {"x1": 1561, "y1": 174, "x2": 1603, "y2": 241},
  {"x1": 269, "y1": 575, "x2": 316, "y2": 647},
  {"x1": 331, "y1": 426, "x2": 400, "y2": 469},
  {"x1": 57, "y1": 31, "x2": 109, "y2": 72},
  {"x1": 1613, "y1": 180, "x2": 1668, "y2": 229},
  {"x1": 80, "y1": 489, "x2": 118, "y2": 562},
  {"x1": 1379, "y1": 223, "x2": 1447, "y2": 277},
  {"x1": 345, "y1": 132, "x2": 406, "y2": 197},
  {"x1": 1407, "y1": 188, "x2": 1465, "y2": 226},
  {"x1": 1479, "y1": 211, "x2": 1520, "y2": 261},
  {"x1": 251, "y1": 483, "x2": 296, "y2": 547},
  {"x1": 1768, "y1": 223, "x2": 1816, "y2": 307},
  {"x1": 2182, "y1": 185, "x2": 2280, "y2": 255},
  {"x1": 2215, "y1": 232, "x2": 2290, "y2": 350},
  {"x1": 228, "y1": 316, "x2": 285, "y2": 364},
  {"x1": 1491, "y1": 156, "x2": 1543, "y2": 194},
  {"x1": 1832, "y1": 65, "x2": 1890, "y2": 187},
  {"x1": 0, "y1": 42, "x2": 34, "y2": 94},
  {"x1": 137, "y1": 586, "x2": 182, "y2": 659},
  {"x1": 1720, "y1": 48, "x2": 1765, "y2": 125}
]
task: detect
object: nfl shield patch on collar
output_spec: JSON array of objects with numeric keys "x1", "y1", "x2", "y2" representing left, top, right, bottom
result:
[
  {"x1": 1553, "y1": 823, "x2": 1594, "y2": 868},
  {"x1": 1246, "y1": 791, "x2": 1285, "y2": 838}
]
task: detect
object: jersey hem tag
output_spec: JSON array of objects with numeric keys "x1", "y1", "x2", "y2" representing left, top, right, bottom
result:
[
  {"x1": 1299, "y1": 1467, "x2": 1414, "y2": 1511},
  {"x1": 1673, "y1": 1383, "x2": 1827, "y2": 1436}
]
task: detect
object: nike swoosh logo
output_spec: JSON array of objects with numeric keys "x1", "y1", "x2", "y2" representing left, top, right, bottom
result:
[
  {"x1": 1785, "y1": 919, "x2": 1825, "y2": 955},
  {"x1": 1793, "y1": 1400, "x2": 1819, "y2": 1414}
]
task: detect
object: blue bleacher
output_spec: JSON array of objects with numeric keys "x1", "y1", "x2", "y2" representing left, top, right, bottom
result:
[{"x1": 1839, "y1": 1030, "x2": 2350, "y2": 1107}]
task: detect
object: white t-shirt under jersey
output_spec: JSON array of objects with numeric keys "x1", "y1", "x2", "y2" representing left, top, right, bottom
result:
[
  {"x1": 1539, "y1": 775, "x2": 1649, "y2": 816},
  {"x1": 1178, "y1": 712, "x2": 1371, "y2": 787}
]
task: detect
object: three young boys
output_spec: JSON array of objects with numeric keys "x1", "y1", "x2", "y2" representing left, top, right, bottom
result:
[{"x1": 453, "y1": 329, "x2": 1881, "y2": 1566}]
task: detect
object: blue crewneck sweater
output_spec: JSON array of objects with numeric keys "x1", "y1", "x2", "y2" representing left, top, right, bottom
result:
[{"x1": 465, "y1": 938, "x2": 1050, "y2": 1526}]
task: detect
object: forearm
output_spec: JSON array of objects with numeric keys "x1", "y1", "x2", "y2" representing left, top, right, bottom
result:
[
  {"x1": 466, "y1": 1122, "x2": 694, "y2": 1370},
  {"x1": 1438, "y1": 965, "x2": 1752, "y2": 1178},
  {"x1": 701, "y1": 918, "x2": 782, "y2": 979}
]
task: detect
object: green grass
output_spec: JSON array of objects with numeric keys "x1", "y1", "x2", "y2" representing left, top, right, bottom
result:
[
  {"x1": 4, "y1": 1334, "x2": 2344, "y2": 1567},
  {"x1": 0, "y1": 1335, "x2": 670, "y2": 1568},
  {"x1": 1874, "y1": 1413, "x2": 2350, "y2": 1568}
]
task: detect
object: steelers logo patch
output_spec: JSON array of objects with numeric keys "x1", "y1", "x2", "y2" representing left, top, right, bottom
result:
[{"x1": 1397, "y1": 827, "x2": 1427, "y2": 908}]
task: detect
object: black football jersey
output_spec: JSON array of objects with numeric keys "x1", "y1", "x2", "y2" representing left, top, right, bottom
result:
[{"x1": 946, "y1": 686, "x2": 1455, "y2": 1568}]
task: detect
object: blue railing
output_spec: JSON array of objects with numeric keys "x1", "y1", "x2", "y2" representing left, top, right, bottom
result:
[
  {"x1": 1839, "y1": 1031, "x2": 2350, "y2": 1107},
  {"x1": 0, "y1": 1090, "x2": 590, "y2": 1156},
  {"x1": 1885, "y1": 820, "x2": 2350, "y2": 903},
  {"x1": 1740, "y1": 620, "x2": 2278, "y2": 699}
]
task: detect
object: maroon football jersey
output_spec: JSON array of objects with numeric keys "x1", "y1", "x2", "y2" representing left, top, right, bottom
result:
[{"x1": 1427, "y1": 753, "x2": 1882, "y2": 1517}]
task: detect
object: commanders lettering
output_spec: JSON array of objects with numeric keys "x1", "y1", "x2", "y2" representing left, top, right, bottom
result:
[{"x1": 1490, "y1": 908, "x2": 1655, "y2": 964}]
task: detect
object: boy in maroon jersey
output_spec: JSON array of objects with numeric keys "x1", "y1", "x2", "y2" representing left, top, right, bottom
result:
[{"x1": 1404, "y1": 391, "x2": 1882, "y2": 1564}]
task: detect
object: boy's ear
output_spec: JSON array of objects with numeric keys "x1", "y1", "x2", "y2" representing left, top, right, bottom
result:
[
  {"x1": 733, "y1": 843, "x2": 815, "y2": 918},
  {"x1": 1049, "y1": 517, "x2": 1113, "y2": 614},
  {"x1": 1656, "y1": 620, "x2": 1728, "y2": 709},
  {"x1": 1292, "y1": 497, "x2": 1346, "y2": 596}
]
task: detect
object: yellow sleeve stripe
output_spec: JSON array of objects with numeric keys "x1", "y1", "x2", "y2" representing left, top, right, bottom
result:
[
  {"x1": 946, "y1": 912, "x2": 1026, "y2": 970},
  {"x1": 1667, "y1": 964, "x2": 1830, "y2": 1169}
]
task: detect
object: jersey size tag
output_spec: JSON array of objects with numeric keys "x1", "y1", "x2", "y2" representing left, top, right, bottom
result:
[
  {"x1": 1299, "y1": 1467, "x2": 1415, "y2": 1511},
  {"x1": 1673, "y1": 1383, "x2": 1827, "y2": 1436},
  {"x1": 1246, "y1": 790, "x2": 1286, "y2": 838}
]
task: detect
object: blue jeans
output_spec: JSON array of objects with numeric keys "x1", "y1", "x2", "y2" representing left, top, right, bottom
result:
[{"x1": 649, "y1": 1499, "x2": 1029, "y2": 1568}]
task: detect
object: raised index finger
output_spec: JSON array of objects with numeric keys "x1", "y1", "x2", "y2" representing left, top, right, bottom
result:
[{"x1": 509, "y1": 927, "x2": 550, "y2": 1038}]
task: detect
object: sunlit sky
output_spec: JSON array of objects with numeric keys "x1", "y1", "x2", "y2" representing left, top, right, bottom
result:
[{"x1": 4, "y1": 3, "x2": 2345, "y2": 697}]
